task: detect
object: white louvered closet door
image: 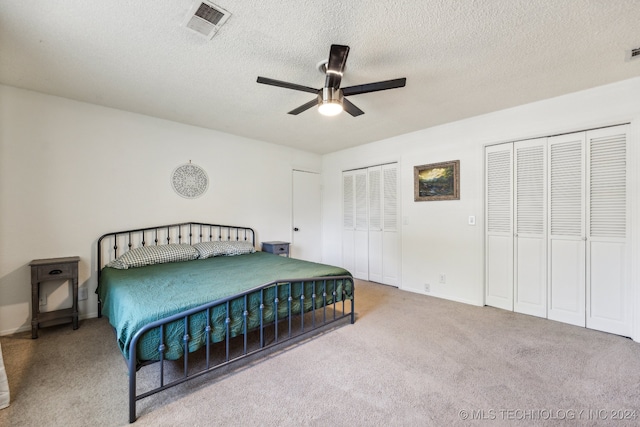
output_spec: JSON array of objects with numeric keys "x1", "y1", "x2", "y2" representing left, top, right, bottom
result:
[
  {"x1": 367, "y1": 164, "x2": 400, "y2": 286},
  {"x1": 486, "y1": 126, "x2": 630, "y2": 335},
  {"x1": 354, "y1": 169, "x2": 369, "y2": 280},
  {"x1": 513, "y1": 139, "x2": 547, "y2": 318},
  {"x1": 342, "y1": 168, "x2": 369, "y2": 280},
  {"x1": 342, "y1": 172, "x2": 356, "y2": 274},
  {"x1": 343, "y1": 163, "x2": 400, "y2": 285},
  {"x1": 548, "y1": 132, "x2": 586, "y2": 327},
  {"x1": 586, "y1": 125, "x2": 630, "y2": 336},
  {"x1": 485, "y1": 144, "x2": 514, "y2": 311},
  {"x1": 368, "y1": 166, "x2": 383, "y2": 283},
  {"x1": 382, "y1": 163, "x2": 399, "y2": 286}
]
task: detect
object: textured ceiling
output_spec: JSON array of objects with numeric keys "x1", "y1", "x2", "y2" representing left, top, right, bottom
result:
[{"x1": 1, "y1": 1, "x2": 639, "y2": 154}]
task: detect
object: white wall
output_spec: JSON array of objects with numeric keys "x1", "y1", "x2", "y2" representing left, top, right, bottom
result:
[
  {"x1": 322, "y1": 77, "x2": 640, "y2": 339},
  {"x1": 3, "y1": 77, "x2": 640, "y2": 340},
  {"x1": 0, "y1": 85, "x2": 321, "y2": 335}
]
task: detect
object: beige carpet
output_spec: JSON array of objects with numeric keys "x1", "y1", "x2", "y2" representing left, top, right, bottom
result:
[{"x1": 1, "y1": 280, "x2": 640, "y2": 426}]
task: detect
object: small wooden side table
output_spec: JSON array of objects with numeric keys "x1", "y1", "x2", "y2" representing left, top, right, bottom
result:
[
  {"x1": 29, "y1": 256, "x2": 80, "y2": 339},
  {"x1": 261, "y1": 241, "x2": 290, "y2": 257}
]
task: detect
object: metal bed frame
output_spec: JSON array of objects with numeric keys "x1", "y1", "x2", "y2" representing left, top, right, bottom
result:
[{"x1": 96, "y1": 222, "x2": 355, "y2": 423}]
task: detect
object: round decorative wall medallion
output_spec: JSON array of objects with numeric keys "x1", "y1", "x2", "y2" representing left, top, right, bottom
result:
[{"x1": 171, "y1": 162, "x2": 209, "y2": 199}]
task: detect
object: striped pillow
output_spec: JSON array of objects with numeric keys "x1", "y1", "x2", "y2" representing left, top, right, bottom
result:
[{"x1": 106, "y1": 244, "x2": 199, "y2": 269}]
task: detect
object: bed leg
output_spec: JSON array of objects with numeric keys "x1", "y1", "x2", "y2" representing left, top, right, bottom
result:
[
  {"x1": 129, "y1": 399, "x2": 136, "y2": 423},
  {"x1": 128, "y1": 357, "x2": 137, "y2": 422},
  {"x1": 350, "y1": 296, "x2": 355, "y2": 324}
]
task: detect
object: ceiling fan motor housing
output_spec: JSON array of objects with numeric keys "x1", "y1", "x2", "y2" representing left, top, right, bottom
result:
[{"x1": 320, "y1": 87, "x2": 343, "y2": 104}]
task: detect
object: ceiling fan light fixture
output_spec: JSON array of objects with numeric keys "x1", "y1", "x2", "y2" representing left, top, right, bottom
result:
[
  {"x1": 318, "y1": 87, "x2": 343, "y2": 116},
  {"x1": 318, "y1": 100, "x2": 343, "y2": 116}
]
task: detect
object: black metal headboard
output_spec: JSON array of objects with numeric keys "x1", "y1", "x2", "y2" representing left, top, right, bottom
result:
[
  {"x1": 97, "y1": 221, "x2": 255, "y2": 272},
  {"x1": 96, "y1": 222, "x2": 255, "y2": 317}
]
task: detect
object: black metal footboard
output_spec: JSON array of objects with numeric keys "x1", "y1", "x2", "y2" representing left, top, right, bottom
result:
[{"x1": 127, "y1": 275, "x2": 355, "y2": 423}]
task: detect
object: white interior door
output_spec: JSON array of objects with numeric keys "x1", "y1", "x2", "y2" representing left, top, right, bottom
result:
[
  {"x1": 586, "y1": 125, "x2": 630, "y2": 336},
  {"x1": 485, "y1": 144, "x2": 514, "y2": 311},
  {"x1": 513, "y1": 138, "x2": 547, "y2": 318},
  {"x1": 292, "y1": 170, "x2": 322, "y2": 262},
  {"x1": 548, "y1": 132, "x2": 586, "y2": 327}
]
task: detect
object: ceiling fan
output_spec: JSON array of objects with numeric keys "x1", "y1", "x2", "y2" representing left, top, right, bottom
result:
[{"x1": 256, "y1": 44, "x2": 406, "y2": 117}]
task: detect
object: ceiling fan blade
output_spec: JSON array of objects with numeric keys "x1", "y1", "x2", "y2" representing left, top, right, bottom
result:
[
  {"x1": 257, "y1": 77, "x2": 319, "y2": 95},
  {"x1": 342, "y1": 98, "x2": 364, "y2": 117},
  {"x1": 287, "y1": 98, "x2": 318, "y2": 115},
  {"x1": 342, "y1": 78, "x2": 407, "y2": 96},
  {"x1": 325, "y1": 44, "x2": 350, "y2": 89}
]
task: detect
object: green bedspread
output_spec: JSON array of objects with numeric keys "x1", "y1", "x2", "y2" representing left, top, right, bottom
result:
[{"x1": 99, "y1": 251, "x2": 352, "y2": 362}]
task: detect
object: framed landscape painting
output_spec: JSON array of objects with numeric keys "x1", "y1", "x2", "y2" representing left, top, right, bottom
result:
[{"x1": 414, "y1": 160, "x2": 460, "y2": 201}]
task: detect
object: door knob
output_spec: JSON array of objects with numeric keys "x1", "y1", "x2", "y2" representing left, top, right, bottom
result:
[{"x1": 293, "y1": 227, "x2": 299, "y2": 231}]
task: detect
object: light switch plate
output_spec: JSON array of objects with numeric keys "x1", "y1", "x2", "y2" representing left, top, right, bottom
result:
[{"x1": 468, "y1": 215, "x2": 476, "y2": 225}]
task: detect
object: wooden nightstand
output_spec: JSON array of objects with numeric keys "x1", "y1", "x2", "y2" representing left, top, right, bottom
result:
[
  {"x1": 261, "y1": 241, "x2": 290, "y2": 257},
  {"x1": 29, "y1": 256, "x2": 80, "y2": 339}
]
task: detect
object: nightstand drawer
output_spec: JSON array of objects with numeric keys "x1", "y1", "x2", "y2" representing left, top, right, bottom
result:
[
  {"x1": 270, "y1": 244, "x2": 288, "y2": 254},
  {"x1": 262, "y1": 241, "x2": 290, "y2": 257},
  {"x1": 33, "y1": 262, "x2": 75, "y2": 281}
]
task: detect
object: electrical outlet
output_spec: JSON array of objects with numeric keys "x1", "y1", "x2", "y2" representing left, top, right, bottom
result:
[
  {"x1": 39, "y1": 292, "x2": 47, "y2": 306},
  {"x1": 439, "y1": 273, "x2": 446, "y2": 284},
  {"x1": 424, "y1": 283, "x2": 430, "y2": 292},
  {"x1": 78, "y1": 286, "x2": 88, "y2": 301}
]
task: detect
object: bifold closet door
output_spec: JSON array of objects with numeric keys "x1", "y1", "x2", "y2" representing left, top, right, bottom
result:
[
  {"x1": 368, "y1": 164, "x2": 400, "y2": 286},
  {"x1": 486, "y1": 139, "x2": 547, "y2": 316},
  {"x1": 487, "y1": 125, "x2": 630, "y2": 335},
  {"x1": 585, "y1": 126, "x2": 630, "y2": 336},
  {"x1": 343, "y1": 164, "x2": 399, "y2": 285},
  {"x1": 343, "y1": 169, "x2": 369, "y2": 279},
  {"x1": 342, "y1": 172, "x2": 356, "y2": 275},
  {"x1": 485, "y1": 144, "x2": 514, "y2": 311},
  {"x1": 381, "y1": 164, "x2": 399, "y2": 286},
  {"x1": 513, "y1": 139, "x2": 547, "y2": 318},
  {"x1": 547, "y1": 132, "x2": 586, "y2": 327},
  {"x1": 368, "y1": 166, "x2": 383, "y2": 283},
  {"x1": 548, "y1": 125, "x2": 630, "y2": 335}
]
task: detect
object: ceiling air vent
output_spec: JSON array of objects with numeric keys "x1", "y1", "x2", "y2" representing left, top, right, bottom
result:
[
  {"x1": 626, "y1": 46, "x2": 640, "y2": 61},
  {"x1": 185, "y1": 1, "x2": 231, "y2": 39}
]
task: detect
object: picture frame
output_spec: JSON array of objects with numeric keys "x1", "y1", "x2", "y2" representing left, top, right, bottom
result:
[{"x1": 414, "y1": 160, "x2": 460, "y2": 201}]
